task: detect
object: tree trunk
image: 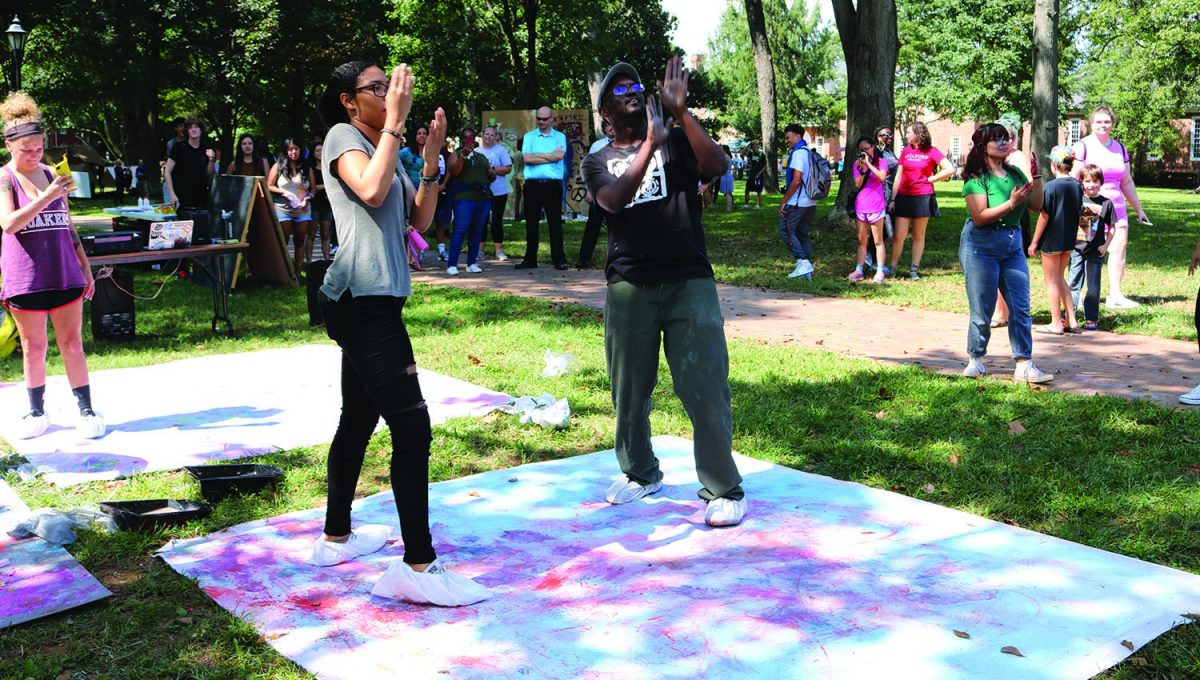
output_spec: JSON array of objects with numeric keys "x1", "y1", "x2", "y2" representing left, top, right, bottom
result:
[
  {"x1": 522, "y1": 0, "x2": 539, "y2": 107},
  {"x1": 1031, "y1": 0, "x2": 1059, "y2": 170},
  {"x1": 744, "y1": 0, "x2": 778, "y2": 192},
  {"x1": 832, "y1": 0, "x2": 898, "y2": 217}
]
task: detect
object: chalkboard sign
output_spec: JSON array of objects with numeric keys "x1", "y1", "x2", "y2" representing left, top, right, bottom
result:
[{"x1": 209, "y1": 175, "x2": 295, "y2": 287}]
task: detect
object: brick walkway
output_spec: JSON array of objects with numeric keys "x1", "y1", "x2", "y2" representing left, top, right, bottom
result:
[{"x1": 414, "y1": 259, "x2": 1200, "y2": 407}]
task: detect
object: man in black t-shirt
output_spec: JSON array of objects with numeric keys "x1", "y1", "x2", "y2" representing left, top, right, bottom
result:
[
  {"x1": 165, "y1": 117, "x2": 215, "y2": 210},
  {"x1": 581, "y1": 58, "x2": 746, "y2": 527},
  {"x1": 744, "y1": 141, "x2": 766, "y2": 208}
]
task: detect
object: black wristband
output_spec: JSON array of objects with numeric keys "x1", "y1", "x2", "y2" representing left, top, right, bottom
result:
[{"x1": 381, "y1": 128, "x2": 402, "y2": 139}]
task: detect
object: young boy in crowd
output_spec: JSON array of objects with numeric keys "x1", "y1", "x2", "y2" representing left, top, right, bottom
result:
[{"x1": 1069, "y1": 163, "x2": 1116, "y2": 331}]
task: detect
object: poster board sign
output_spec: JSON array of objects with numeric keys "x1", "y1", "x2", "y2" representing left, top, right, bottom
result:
[
  {"x1": 483, "y1": 109, "x2": 591, "y2": 219},
  {"x1": 209, "y1": 175, "x2": 295, "y2": 287}
]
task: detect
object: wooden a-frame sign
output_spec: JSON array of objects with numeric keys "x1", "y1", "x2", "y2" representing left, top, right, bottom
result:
[{"x1": 211, "y1": 175, "x2": 297, "y2": 287}]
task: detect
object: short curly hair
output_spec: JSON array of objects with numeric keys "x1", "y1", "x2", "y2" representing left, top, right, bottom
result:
[{"x1": 908, "y1": 122, "x2": 932, "y2": 151}]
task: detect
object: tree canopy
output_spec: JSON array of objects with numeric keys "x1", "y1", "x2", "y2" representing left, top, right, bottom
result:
[{"x1": 704, "y1": 0, "x2": 841, "y2": 140}]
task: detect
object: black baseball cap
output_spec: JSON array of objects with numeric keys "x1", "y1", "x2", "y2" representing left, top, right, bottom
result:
[{"x1": 595, "y1": 62, "x2": 642, "y2": 111}]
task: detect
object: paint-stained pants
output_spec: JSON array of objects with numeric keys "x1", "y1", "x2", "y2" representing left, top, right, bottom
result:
[{"x1": 604, "y1": 277, "x2": 744, "y2": 501}]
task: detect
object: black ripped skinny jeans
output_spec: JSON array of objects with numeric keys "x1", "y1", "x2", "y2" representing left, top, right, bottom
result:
[{"x1": 319, "y1": 291, "x2": 436, "y2": 565}]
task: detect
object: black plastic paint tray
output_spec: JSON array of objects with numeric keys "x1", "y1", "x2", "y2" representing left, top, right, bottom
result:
[
  {"x1": 184, "y1": 464, "x2": 284, "y2": 500},
  {"x1": 97, "y1": 499, "x2": 213, "y2": 531}
]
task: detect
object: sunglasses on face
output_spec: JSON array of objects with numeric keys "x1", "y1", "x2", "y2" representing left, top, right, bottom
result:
[
  {"x1": 611, "y1": 83, "x2": 645, "y2": 97},
  {"x1": 354, "y1": 82, "x2": 388, "y2": 97},
  {"x1": 537, "y1": 115, "x2": 553, "y2": 121}
]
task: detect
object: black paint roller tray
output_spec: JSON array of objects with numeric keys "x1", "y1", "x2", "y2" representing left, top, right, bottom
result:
[
  {"x1": 98, "y1": 499, "x2": 213, "y2": 531},
  {"x1": 184, "y1": 464, "x2": 284, "y2": 500}
]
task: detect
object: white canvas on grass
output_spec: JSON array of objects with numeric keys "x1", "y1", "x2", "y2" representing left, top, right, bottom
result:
[
  {"x1": 0, "y1": 479, "x2": 110, "y2": 628},
  {"x1": 0, "y1": 345, "x2": 512, "y2": 486},
  {"x1": 159, "y1": 436, "x2": 1200, "y2": 679}
]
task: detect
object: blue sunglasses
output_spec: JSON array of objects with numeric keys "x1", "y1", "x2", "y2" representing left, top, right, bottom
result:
[{"x1": 611, "y1": 83, "x2": 645, "y2": 96}]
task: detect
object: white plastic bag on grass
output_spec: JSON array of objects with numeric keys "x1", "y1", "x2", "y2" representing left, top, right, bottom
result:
[
  {"x1": 499, "y1": 393, "x2": 571, "y2": 430},
  {"x1": 542, "y1": 351, "x2": 576, "y2": 377}
]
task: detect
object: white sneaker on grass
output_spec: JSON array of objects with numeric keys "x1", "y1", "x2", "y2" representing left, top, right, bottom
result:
[
  {"x1": 371, "y1": 558, "x2": 492, "y2": 606},
  {"x1": 77, "y1": 410, "x2": 106, "y2": 439},
  {"x1": 704, "y1": 497, "x2": 747, "y2": 527},
  {"x1": 962, "y1": 358, "x2": 987, "y2": 378},
  {"x1": 308, "y1": 524, "x2": 391, "y2": 566},
  {"x1": 495, "y1": 249, "x2": 509, "y2": 261},
  {"x1": 1179, "y1": 384, "x2": 1200, "y2": 405},
  {"x1": 18, "y1": 411, "x2": 48, "y2": 439},
  {"x1": 788, "y1": 259, "x2": 814, "y2": 279},
  {"x1": 1106, "y1": 294, "x2": 1140, "y2": 309},
  {"x1": 1013, "y1": 361, "x2": 1054, "y2": 384},
  {"x1": 604, "y1": 477, "x2": 662, "y2": 505},
  {"x1": 466, "y1": 264, "x2": 483, "y2": 274}
]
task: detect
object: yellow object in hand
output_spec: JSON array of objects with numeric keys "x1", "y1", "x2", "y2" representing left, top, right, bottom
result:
[{"x1": 54, "y1": 156, "x2": 72, "y2": 177}]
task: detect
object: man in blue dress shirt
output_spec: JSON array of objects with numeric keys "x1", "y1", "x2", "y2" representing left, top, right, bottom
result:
[{"x1": 516, "y1": 106, "x2": 569, "y2": 270}]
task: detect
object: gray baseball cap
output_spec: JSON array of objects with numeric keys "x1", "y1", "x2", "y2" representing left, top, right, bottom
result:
[{"x1": 595, "y1": 62, "x2": 642, "y2": 111}]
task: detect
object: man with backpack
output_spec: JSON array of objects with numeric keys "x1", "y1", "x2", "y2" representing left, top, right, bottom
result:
[{"x1": 779, "y1": 123, "x2": 829, "y2": 279}]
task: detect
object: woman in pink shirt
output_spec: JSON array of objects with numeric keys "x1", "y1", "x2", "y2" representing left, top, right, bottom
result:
[
  {"x1": 888, "y1": 122, "x2": 955, "y2": 280},
  {"x1": 848, "y1": 137, "x2": 890, "y2": 284},
  {"x1": 1071, "y1": 106, "x2": 1149, "y2": 308}
]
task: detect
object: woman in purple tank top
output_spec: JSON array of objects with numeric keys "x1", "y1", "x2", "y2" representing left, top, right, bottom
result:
[
  {"x1": 0, "y1": 93, "x2": 105, "y2": 440},
  {"x1": 1071, "y1": 105, "x2": 1149, "y2": 309}
]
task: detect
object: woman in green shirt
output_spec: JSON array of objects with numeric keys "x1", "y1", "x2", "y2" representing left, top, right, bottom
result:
[{"x1": 959, "y1": 123, "x2": 1052, "y2": 384}]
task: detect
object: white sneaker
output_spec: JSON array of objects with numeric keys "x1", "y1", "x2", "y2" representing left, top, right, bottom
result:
[
  {"x1": 371, "y1": 558, "x2": 492, "y2": 606},
  {"x1": 495, "y1": 249, "x2": 509, "y2": 261},
  {"x1": 788, "y1": 259, "x2": 814, "y2": 279},
  {"x1": 1106, "y1": 294, "x2": 1140, "y2": 309},
  {"x1": 1180, "y1": 384, "x2": 1200, "y2": 405},
  {"x1": 308, "y1": 524, "x2": 391, "y2": 566},
  {"x1": 962, "y1": 357, "x2": 987, "y2": 378},
  {"x1": 446, "y1": 266, "x2": 459, "y2": 276},
  {"x1": 1013, "y1": 361, "x2": 1054, "y2": 384},
  {"x1": 18, "y1": 411, "x2": 48, "y2": 439},
  {"x1": 604, "y1": 477, "x2": 662, "y2": 505},
  {"x1": 704, "y1": 497, "x2": 747, "y2": 527},
  {"x1": 466, "y1": 264, "x2": 483, "y2": 273},
  {"x1": 77, "y1": 410, "x2": 106, "y2": 439}
]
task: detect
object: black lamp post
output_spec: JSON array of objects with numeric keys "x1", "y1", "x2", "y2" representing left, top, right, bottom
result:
[{"x1": 6, "y1": 16, "x2": 27, "y2": 92}]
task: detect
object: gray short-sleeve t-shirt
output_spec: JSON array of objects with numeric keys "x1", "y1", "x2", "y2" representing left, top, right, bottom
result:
[{"x1": 319, "y1": 123, "x2": 411, "y2": 300}]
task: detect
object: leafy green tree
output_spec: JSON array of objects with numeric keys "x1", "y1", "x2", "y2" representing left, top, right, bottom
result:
[
  {"x1": 706, "y1": 0, "x2": 841, "y2": 141},
  {"x1": 385, "y1": 0, "x2": 676, "y2": 126},
  {"x1": 1077, "y1": 0, "x2": 1200, "y2": 171},
  {"x1": 894, "y1": 0, "x2": 1081, "y2": 130}
]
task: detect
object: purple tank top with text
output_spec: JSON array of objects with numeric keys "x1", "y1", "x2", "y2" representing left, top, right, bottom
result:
[{"x1": 1, "y1": 164, "x2": 85, "y2": 300}]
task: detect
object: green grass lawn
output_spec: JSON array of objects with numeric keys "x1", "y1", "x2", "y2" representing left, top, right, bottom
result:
[
  {"x1": 535, "y1": 181, "x2": 1200, "y2": 341},
  {"x1": 0, "y1": 273, "x2": 1198, "y2": 678}
]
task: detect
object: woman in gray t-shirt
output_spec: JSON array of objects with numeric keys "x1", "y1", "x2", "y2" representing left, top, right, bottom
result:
[{"x1": 307, "y1": 60, "x2": 490, "y2": 607}]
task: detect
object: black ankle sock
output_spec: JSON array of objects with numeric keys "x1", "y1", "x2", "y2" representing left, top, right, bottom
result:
[
  {"x1": 72, "y1": 385, "x2": 94, "y2": 416},
  {"x1": 27, "y1": 385, "x2": 45, "y2": 416}
]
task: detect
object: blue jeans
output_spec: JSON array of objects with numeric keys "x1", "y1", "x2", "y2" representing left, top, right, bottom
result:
[
  {"x1": 1068, "y1": 249, "x2": 1104, "y2": 323},
  {"x1": 449, "y1": 198, "x2": 490, "y2": 267},
  {"x1": 779, "y1": 205, "x2": 814, "y2": 260},
  {"x1": 959, "y1": 220, "x2": 1033, "y2": 360}
]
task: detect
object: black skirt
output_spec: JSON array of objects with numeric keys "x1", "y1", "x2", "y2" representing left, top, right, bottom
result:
[{"x1": 893, "y1": 193, "x2": 939, "y2": 219}]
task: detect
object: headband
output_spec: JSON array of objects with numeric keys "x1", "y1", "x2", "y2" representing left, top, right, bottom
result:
[{"x1": 3, "y1": 122, "x2": 42, "y2": 141}]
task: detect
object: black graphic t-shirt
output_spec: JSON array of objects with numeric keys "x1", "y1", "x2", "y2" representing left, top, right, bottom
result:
[{"x1": 580, "y1": 127, "x2": 714, "y2": 286}]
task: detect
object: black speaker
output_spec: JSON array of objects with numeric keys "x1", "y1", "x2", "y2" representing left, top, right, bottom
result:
[{"x1": 91, "y1": 268, "x2": 135, "y2": 340}]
